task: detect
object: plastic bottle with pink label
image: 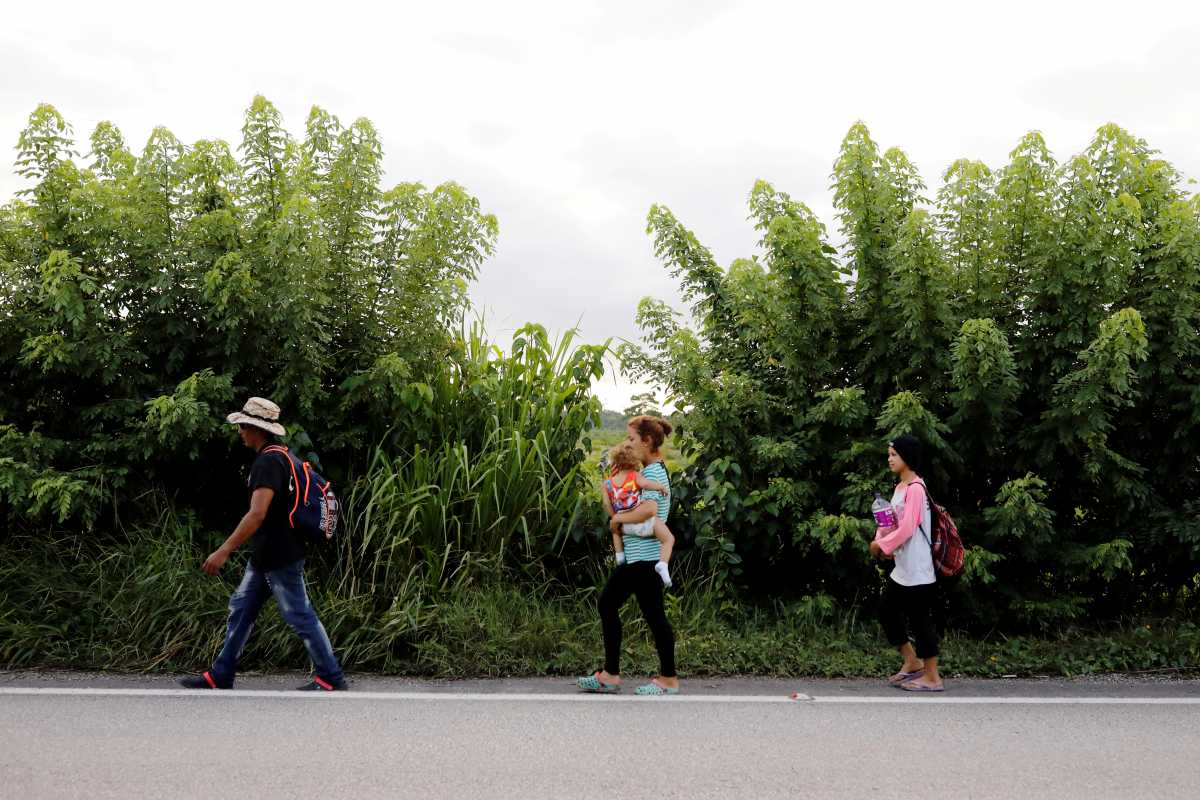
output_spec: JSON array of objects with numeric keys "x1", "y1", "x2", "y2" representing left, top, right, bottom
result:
[{"x1": 872, "y1": 493, "x2": 897, "y2": 529}]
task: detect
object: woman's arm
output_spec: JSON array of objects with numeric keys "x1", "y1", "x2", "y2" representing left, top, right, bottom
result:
[
  {"x1": 611, "y1": 499, "x2": 658, "y2": 525},
  {"x1": 875, "y1": 483, "x2": 926, "y2": 556}
]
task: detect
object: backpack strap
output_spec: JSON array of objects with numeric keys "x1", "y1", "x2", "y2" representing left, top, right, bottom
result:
[
  {"x1": 261, "y1": 445, "x2": 301, "y2": 528},
  {"x1": 906, "y1": 479, "x2": 934, "y2": 547}
]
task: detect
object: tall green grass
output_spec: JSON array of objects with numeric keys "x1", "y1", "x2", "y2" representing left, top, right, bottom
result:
[
  {"x1": 330, "y1": 322, "x2": 610, "y2": 600},
  {"x1": 341, "y1": 429, "x2": 588, "y2": 586},
  {"x1": 5, "y1": 525, "x2": 1197, "y2": 677}
]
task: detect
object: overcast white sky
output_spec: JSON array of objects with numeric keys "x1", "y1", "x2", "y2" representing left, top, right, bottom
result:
[{"x1": 3, "y1": 1, "x2": 1199, "y2": 411}]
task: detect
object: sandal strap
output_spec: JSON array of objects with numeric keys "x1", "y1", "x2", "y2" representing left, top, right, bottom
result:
[{"x1": 578, "y1": 672, "x2": 620, "y2": 692}]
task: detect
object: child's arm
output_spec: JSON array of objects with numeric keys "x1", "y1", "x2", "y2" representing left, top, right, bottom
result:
[{"x1": 634, "y1": 473, "x2": 669, "y2": 495}]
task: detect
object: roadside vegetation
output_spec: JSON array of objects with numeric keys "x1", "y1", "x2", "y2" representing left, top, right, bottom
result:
[{"x1": 1, "y1": 100, "x2": 1197, "y2": 676}]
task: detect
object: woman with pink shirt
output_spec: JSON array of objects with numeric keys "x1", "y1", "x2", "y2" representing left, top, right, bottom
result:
[{"x1": 868, "y1": 434, "x2": 944, "y2": 692}]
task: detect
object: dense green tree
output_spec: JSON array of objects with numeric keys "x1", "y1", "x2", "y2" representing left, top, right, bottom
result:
[
  {"x1": 0, "y1": 97, "x2": 518, "y2": 535},
  {"x1": 626, "y1": 122, "x2": 1200, "y2": 625}
]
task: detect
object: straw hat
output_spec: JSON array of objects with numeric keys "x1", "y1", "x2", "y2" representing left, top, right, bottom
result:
[{"x1": 226, "y1": 397, "x2": 287, "y2": 436}]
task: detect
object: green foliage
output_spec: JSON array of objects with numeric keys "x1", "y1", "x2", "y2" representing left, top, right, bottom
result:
[
  {"x1": 5, "y1": 103, "x2": 1200, "y2": 676},
  {"x1": 949, "y1": 318, "x2": 1019, "y2": 444},
  {"x1": 625, "y1": 121, "x2": 1200, "y2": 627},
  {"x1": 2, "y1": 527, "x2": 1195, "y2": 676},
  {"x1": 0, "y1": 100, "x2": 606, "y2": 670},
  {"x1": 938, "y1": 159, "x2": 1000, "y2": 319},
  {"x1": 623, "y1": 391, "x2": 662, "y2": 419},
  {"x1": 0, "y1": 97, "x2": 502, "y2": 535}
]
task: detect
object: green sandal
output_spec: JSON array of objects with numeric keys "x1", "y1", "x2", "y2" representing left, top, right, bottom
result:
[
  {"x1": 635, "y1": 679, "x2": 680, "y2": 696},
  {"x1": 577, "y1": 672, "x2": 621, "y2": 693}
]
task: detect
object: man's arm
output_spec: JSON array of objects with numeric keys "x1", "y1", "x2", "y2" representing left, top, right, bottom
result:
[{"x1": 202, "y1": 488, "x2": 274, "y2": 575}]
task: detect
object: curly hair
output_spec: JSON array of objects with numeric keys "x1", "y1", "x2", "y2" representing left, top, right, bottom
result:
[
  {"x1": 628, "y1": 415, "x2": 673, "y2": 451},
  {"x1": 607, "y1": 441, "x2": 644, "y2": 473}
]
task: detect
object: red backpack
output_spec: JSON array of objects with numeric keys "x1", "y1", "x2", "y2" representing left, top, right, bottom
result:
[{"x1": 910, "y1": 480, "x2": 964, "y2": 578}]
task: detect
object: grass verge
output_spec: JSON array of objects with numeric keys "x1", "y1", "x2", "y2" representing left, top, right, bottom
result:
[{"x1": 3, "y1": 533, "x2": 1197, "y2": 678}]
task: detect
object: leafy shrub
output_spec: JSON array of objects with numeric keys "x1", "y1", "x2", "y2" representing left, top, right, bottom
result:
[
  {"x1": 0, "y1": 97, "x2": 500, "y2": 535},
  {"x1": 622, "y1": 123, "x2": 1200, "y2": 628}
]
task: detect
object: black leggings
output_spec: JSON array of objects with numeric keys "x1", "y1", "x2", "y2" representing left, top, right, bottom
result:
[
  {"x1": 598, "y1": 562, "x2": 676, "y2": 677},
  {"x1": 879, "y1": 578, "x2": 940, "y2": 660}
]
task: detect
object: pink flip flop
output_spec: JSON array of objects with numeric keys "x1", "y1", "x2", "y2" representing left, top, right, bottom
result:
[
  {"x1": 900, "y1": 681, "x2": 945, "y2": 693},
  {"x1": 888, "y1": 668, "x2": 925, "y2": 686}
]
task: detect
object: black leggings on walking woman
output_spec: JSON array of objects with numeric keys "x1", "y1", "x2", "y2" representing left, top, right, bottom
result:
[
  {"x1": 879, "y1": 578, "x2": 940, "y2": 659},
  {"x1": 599, "y1": 561, "x2": 676, "y2": 677}
]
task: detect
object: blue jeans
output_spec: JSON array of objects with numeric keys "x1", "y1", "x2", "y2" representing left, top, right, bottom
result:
[{"x1": 210, "y1": 560, "x2": 344, "y2": 685}]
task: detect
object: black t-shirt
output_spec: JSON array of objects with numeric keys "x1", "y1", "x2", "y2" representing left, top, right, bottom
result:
[{"x1": 246, "y1": 448, "x2": 305, "y2": 570}]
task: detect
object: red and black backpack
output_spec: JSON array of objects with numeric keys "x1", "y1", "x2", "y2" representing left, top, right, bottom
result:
[{"x1": 909, "y1": 479, "x2": 964, "y2": 578}]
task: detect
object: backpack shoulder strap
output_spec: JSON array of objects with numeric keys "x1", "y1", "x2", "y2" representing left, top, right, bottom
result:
[
  {"x1": 261, "y1": 444, "x2": 291, "y2": 462},
  {"x1": 907, "y1": 478, "x2": 933, "y2": 505},
  {"x1": 906, "y1": 479, "x2": 933, "y2": 546},
  {"x1": 260, "y1": 445, "x2": 301, "y2": 525}
]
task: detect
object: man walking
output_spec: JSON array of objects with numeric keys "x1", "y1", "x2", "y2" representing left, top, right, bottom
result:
[{"x1": 179, "y1": 397, "x2": 347, "y2": 691}]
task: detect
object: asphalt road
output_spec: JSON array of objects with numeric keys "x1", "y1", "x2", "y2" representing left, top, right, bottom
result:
[{"x1": 2, "y1": 674, "x2": 1198, "y2": 799}]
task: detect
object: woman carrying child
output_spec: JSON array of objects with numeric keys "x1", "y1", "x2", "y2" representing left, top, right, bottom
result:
[
  {"x1": 577, "y1": 415, "x2": 680, "y2": 696},
  {"x1": 602, "y1": 441, "x2": 674, "y2": 587}
]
